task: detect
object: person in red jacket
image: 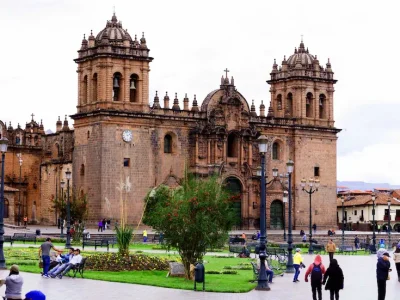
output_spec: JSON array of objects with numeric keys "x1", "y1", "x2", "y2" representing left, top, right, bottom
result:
[{"x1": 305, "y1": 255, "x2": 326, "y2": 300}]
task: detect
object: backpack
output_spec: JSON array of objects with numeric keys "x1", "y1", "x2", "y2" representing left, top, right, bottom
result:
[{"x1": 311, "y1": 263, "x2": 322, "y2": 282}]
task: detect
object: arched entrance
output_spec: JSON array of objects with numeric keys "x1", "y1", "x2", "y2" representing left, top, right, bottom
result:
[
  {"x1": 270, "y1": 200, "x2": 283, "y2": 229},
  {"x1": 394, "y1": 223, "x2": 400, "y2": 233},
  {"x1": 224, "y1": 177, "x2": 242, "y2": 228}
]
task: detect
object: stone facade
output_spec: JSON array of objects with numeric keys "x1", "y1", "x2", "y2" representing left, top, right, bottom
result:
[{"x1": 71, "y1": 15, "x2": 341, "y2": 230}]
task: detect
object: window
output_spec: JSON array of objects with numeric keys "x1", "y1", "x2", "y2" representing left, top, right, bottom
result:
[
  {"x1": 314, "y1": 166, "x2": 320, "y2": 177},
  {"x1": 87, "y1": 131, "x2": 90, "y2": 139},
  {"x1": 129, "y1": 74, "x2": 138, "y2": 102},
  {"x1": 92, "y1": 73, "x2": 98, "y2": 102},
  {"x1": 286, "y1": 93, "x2": 293, "y2": 117},
  {"x1": 4, "y1": 199, "x2": 9, "y2": 218},
  {"x1": 164, "y1": 135, "x2": 172, "y2": 153},
  {"x1": 80, "y1": 164, "x2": 85, "y2": 176},
  {"x1": 319, "y1": 94, "x2": 326, "y2": 119},
  {"x1": 82, "y1": 75, "x2": 88, "y2": 105},
  {"x1": 306, "y1": 92, "x2": 313, "y2": 118},
  {"x1": 354, "y1": 210, "x2": 357, "y2": 216},
  {"x1": 227, "y1": 133, "x2": 238, "y2": 157},
  {"x1": 123, "y1": 158, "x2": 130, "y2": 167},
  {"x1": 113, "y1": 72, "x2": 122, "y2": 101},
  {"x1": 272, "y1": 142, "x2": 280, "y2": 160},
  {"x1": 277, "y1": 94, "x2": 282, "y2": 110}
]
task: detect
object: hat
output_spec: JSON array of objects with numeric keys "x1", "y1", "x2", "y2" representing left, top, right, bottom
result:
[
  {"x1": 25, "y1": 290, "x2": 46, "y2": 300},
  {"x1": 10, "y1": 264, "x2": 19, "y2": 273},
  {"x1": 383, "y1": 252, "x2": 390, "y2": 258},
  {"x1": 296, "y1": 248, "x2": 301, "y2": 252}
]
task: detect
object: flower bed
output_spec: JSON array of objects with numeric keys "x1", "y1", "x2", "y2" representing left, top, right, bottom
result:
[{"x1": 86, "y1": 253, "x2": 170, "y2": 272}]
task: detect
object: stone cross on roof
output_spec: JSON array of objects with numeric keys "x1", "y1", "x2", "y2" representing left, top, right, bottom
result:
[{"x1": 224, "y1": 68, "x2": 229, "y2": 78}]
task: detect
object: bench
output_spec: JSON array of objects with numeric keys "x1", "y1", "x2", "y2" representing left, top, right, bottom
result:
[
  {"x1": 66, "y1": 257, "x2": 87, "y2": 278},
  {"x1": 229, "y1": 244, "x2": 247, "y2": 256},
  {"x1": 100, "y1": 236, "x2": 117, "y2": 248},
  {"x1": 251, "y1": 261, "x2": 258, "y2": 282},
  {"x1": 12, "y1": 233, "x2": 36, "y2": 244},
  {"x1": 3, "y1": 235, "x2": 13, "y2": 246},
  {"x1": 229, "y1": 237, "x2": 246, "y2": 244},
  {"x1": 82, "y1": 239, "x2": 109, "y2": 251},
  {"x1": 312, "y1": 244, "x2": 325, "y2": 254},
  {"x1": 338, "y1": 245, "x2": 356, "y2": 255}
]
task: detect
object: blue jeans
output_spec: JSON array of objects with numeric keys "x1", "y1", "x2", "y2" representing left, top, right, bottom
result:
[
  {"x1": 42, "y1": 255, "x2": 50, "y2": 275},
  {"x1": 293, "y1": 264, "x2": 300, "y2": 281},
  {"x1": 266, "y1": 269, "x2": 274, "y2": 283},
  {"x1": 49, "y1": 263, "x2": 62, "y2": 275}
]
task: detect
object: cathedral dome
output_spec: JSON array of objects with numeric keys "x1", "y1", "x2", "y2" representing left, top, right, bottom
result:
[
  {"x1": 286, "y1": 40, "x2": 315, "y2": 67},
  {"x1": 95, "y1": 13, "x2": 132, "y2": 44}
]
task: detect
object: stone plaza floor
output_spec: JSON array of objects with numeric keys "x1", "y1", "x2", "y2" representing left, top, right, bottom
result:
[{"x1": 0, "y1": 253, "x2": 398, "y2": 300}]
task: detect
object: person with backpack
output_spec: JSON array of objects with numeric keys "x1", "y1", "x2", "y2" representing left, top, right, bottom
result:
[
  {"x1": 322, "y1": 259, "x2": 344, "y2": 300},
  {"x1": 305, "y1": 254, "x2": 326, "y2": 300}
]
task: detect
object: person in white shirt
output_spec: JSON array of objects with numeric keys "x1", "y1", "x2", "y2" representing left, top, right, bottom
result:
[{"x1": 51, "y1": 249, "x2": 82, "y2": 279}]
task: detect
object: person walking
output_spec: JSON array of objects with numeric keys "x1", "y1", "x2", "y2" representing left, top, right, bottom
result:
[
  {"x1": 326, "y1": 239, "x2": 337, "y2": 262},
  {"x1": 38, "y1": 238, "x2": 62, "y2": 278},
  {"x1": 376, "y1": 252, "x2": 391, "y2": 300},
  {"x1": 322, "y1": 259, "x2": 344, "y2": 300},
  {"x1": 102, "y1": 218, "x2": 106, "y2": 231},
  {"x1": 23, "y1": 216, "x2": 28, "y2": 226},
  {"x1": 97, "y1": 220, "x2": 103, "y2": 232},
  {"x1": 354, "y1": 235, "x2": 360, "y2": 249},
  {"x1": 143, "y1": 229, "x2": 148, "y2": 243},
  {"x1": 312, "y1": 223, "x2": 317, "y2": 234},
  {"x1": 302, "y1": 233, "x2": 307, "y2": 243},
  {"x1": 393, "y1": 245, "x2": 400, "y2": 282},
  {"x1": 293, "y1": 248, "x2": 304, "y2": 282},
  {"x1": 305, "y1": 254, "x2": 326, "y2": 300}
]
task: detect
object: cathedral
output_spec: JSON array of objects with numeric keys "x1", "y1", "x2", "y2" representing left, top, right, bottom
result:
[{"x1": 0, "y1": 14, "x2": 340, "y2": 229}]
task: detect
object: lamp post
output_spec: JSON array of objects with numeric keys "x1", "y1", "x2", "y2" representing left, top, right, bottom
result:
[
  {"x1": 60, "y1": 180, "x2": 65, "y2": 238},
  {"x1": 283, "y1": 190, "x2": 288, "y2": 241},
  {"x1": 371, "y1": 193, "x2": 377, "y2": 254},
  {"x1": 0, "y1": 137, "x2": 9, "y2": 268},
  {"x1": 255, "y1": 135, "x2": 270, "y2": 291},
  {"x1": 17, "y1": 153, "x2": 22, "y2": 226},
  {"x1": 341, "y1": 196, "x2": 345, "y2": 248},
  {"x1": 286, "y1": 159, "x2": 294, "y2": 273},
  {"x1": 300, "y1": 178, "x2": 320, "y2": 254},
  {"x1": 387, "y1": 197, "x2": 391, "y2": 249},
  {"x1": 65, "y1": 169, "x2": 72, "y2": 248}
]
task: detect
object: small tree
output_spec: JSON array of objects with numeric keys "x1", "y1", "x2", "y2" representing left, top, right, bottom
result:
[{"x1": 143, "y1": 175, "x2": 236, "y2": 279}]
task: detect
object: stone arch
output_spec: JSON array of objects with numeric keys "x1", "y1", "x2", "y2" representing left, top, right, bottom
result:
[
  {"x1": 227, "y1": 131, "x2": 239, "y2": 158},
  {"x1": 163, "y1": 131, "x2": 177, "y2": 154},
  {"x1": 129, "y1": 74, "x2": 139, "y2": 102},
  {"x1": 92, "y1": 73, "x2": 98, "y2": 102},
  {"x1": 272, "y1": 139, "x2": 284, "y2": 160},
  {"x1": 306, "y1": 92, "x2": 313, "y2": 118},
  {"x1": 224, "y1": 176, "x2": 243, "y2": 228},
  {"x1": 286, "y1": 92, "x2": 293, "y2": 117},
  {"x1": 113, "y1": 72, "x2": 123, "y2": 101},
  {"x1": 319, "y1": 93, "x2": 327, "y2": 119},
  {"x1": 270, "y1": 199, "x2": 283, "y2": 229},
  {"x1": 277, "y1": 94, "x2": 282, "y2": 110}
]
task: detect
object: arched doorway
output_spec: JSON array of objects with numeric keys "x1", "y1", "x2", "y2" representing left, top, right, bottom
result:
[
  {"x1": 224, "y1": 177, "x2": 242, "y2": 228},
  {"x1": 270, "y1": 200, "x2": 283, "y2": 229}
]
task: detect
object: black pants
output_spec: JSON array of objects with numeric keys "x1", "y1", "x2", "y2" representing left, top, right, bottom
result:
[
  {"x1": 311, "y1": 282, "x2": 322, "y2": 300},
  {"x1": 98, "y1": 226, "x2": 102, "y2": 232},
  {"x1": 330, "y1": 289, "x2": 339, "y2": 300},
  {"x1": 377, "y1": 279, "x2": 386, "y2": 300},
  {"x1": 396, "y1": 263, "x2": 400, "y2": 280},
  {"x1": 328, "y1": 252, "x2": 334, "y2": 261}
]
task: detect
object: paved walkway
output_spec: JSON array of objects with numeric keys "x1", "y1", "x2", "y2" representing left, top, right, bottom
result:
[{"x1": 0, "y1": 254, "x2": 398, "y2": 299}]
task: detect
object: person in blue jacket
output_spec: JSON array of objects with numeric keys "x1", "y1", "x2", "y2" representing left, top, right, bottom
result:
[{"x1": 376, "y1": 252, "x2": 391, "y2": 300}]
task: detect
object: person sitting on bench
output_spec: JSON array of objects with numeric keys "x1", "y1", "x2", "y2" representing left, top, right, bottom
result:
[
  {"x1": 50, "y1": 249, "x2": 82, "y2": 279},
  {"x1": 48, "y1": 248, "x2": 74, "y2": 276},
  {"x1": 239, "y1": 245, "x2": 250, "y2": 258},
  {"x1": 257, "y1": 258, "x2": 274, "y2": 283}
]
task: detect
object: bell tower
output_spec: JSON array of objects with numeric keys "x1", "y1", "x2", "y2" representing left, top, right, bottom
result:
[
  {"x1": 267, "y1": 39, "x2": 336, "y2": 127},
  {"x1": 74, "y1": 13, "x2": 153, "y2": 113}
]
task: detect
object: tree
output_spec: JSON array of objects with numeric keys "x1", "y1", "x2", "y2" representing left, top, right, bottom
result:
[{"x1": 143, "y1": 175, "x2": 237, "y2": 279}]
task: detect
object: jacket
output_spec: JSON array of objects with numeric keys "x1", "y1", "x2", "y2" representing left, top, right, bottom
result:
[
  {"x1": 322, "y1": 265, "x2": 344, "y2": 290},
  {"x1": 393, "y1": 252, "x2": 400, "y2": 263},
  {"x1": 305, "y1": 255, "x2": 326, "y2": 282},
  {"x1": 326, "y1": 242, "x2": 336, "y2": 253},
  {"x1": 376, "y1": 257, "x2": 390, "y2": 281},
  {"x1": 293, "y1": 252, "x2": 303, "y2": 265},
  {"x1": 5, "y1": 274, "x2": 23, "y2": 299}
]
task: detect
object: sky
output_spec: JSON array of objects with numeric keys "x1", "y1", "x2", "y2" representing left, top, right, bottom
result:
[{"x1": 0, "y1": 0, "x2": 399, "y2": 184}]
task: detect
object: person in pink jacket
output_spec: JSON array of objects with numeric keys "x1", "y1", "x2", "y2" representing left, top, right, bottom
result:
[{"x1": 305, "y1": 255, "x2": 326, "y2": 300}]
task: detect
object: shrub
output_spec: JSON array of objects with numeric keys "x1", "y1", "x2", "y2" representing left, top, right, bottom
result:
[
  {"x1": 221, "y1": 270, "x2": 237, "y2": 275},
  {"x1": 205, "y1": 270, "x2": 221, "y2": 274}
]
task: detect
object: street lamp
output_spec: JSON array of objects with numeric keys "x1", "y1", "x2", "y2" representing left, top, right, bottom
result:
[
  {"x1": 371, "y1": 193, "x2": 377, "y2": 254},
  {"x1": 286, "y1": 159, "x2": 295, "y2": 273},
  {"x1": 387, "y1": 197, "x2": 391, "y2": 249},
  {"x1": 255, "y1": 135, "x2": 270, "y2": 291},
  {"x1": 0, "y1": 137, "x2": 9, "y2": 268},
  {"x1": 283, "y1": 190, "x2": 288, "y2": 241},
  {"x1": 17, "y1": 154, "x2": 23, "y2": 226},
  {"x1": 341, "y1": 196, "x2": 345, "y2": 248},
  {"x1": 301, "y1": 178, "x2": 320, "y2": 254},
  {"x1": 60, "y1": 180, "x2": 65, "y2": 238},
  {"x1": 65, "y1": 169, "x2": 72, "y2": 248}
]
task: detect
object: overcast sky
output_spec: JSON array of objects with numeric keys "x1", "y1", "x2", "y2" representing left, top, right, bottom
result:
[{"x1": 1, "y1": 0, "x2": 399, "y2": 184}]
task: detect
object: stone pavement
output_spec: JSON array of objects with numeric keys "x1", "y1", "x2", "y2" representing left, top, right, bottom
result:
[{"x1": 0, "y1": 254, "x2": 398, "y2": 299}]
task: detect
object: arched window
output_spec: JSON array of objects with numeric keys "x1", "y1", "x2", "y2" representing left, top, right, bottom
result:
[
  {"x1": 306, "y1": 92, "x2": 313, "y2": 118},
  {"x1": 227, "y1": 133, "x2": 238, "y2": 157},
  {"x1": 286, "y1": 93, "x2": 293, "y2": 117},
  {"x1": 92, "y1": 73, "x2": 98, "y2": 102},
  {"x1": 113, "y1": 72, "x2": 122, "y2": 101},
  {"x1": 82, "y1": 75, "x2": 88, "y2": 105},
  {"x1": 129, "y1": 74, "x2": 138, "y2": 103},
  {"x1": 319, "y1": 94, "x2": 326, "y2": 119},
  {"x1": 4, "y1": 199, "x2": 9, "y2": 218},
  {"x1": 164, "y1": 134, "x2": 172, "y2": 153},
  {"x1": 80, "y1": 164, "x2": 85, "y2": 176},
  {"x1": 277, "y1": 94, "x2": 282, "y2": 110},
  {"x1": 272, "y1": 142, "x2": 280, "y2": 160}
]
